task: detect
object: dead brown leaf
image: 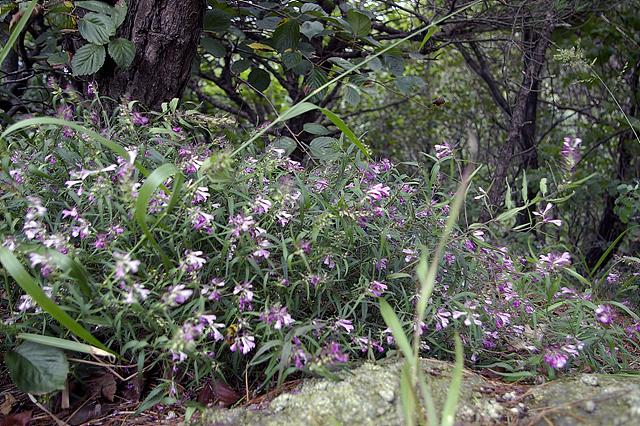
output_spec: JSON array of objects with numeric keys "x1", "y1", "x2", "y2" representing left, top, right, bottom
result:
[
  {"x1": 0, "y1": 410, "x2": 32, "y2": 426},
  {"x1": 0, "y1": 394, "x2": 16, "y2": 416}
]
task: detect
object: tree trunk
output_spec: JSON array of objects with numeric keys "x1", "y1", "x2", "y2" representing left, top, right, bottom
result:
[
  {"x1": 96, "y1": 0, "x2": 206, "y2": 110},
  {"x1": 483, "y1": 12, "x2": 554, "y2": 219}
]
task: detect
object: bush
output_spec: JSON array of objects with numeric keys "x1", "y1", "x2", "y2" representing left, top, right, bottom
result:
[{"x1": 1, "y1": 100, "x2": 639, "y2": 401}]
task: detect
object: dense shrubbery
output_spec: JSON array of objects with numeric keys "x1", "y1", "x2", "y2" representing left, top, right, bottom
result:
[{"x1": 1, "y1": 97, "x2": 639, "y2": 404}]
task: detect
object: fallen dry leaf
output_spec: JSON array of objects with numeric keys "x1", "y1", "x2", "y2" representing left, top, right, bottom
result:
[
  {"x1": 0, "y1": 394, "x2": 16, "y2": 416},
  {"x1": 0, "y1": 410, "x2": 32, "y2": 426}
]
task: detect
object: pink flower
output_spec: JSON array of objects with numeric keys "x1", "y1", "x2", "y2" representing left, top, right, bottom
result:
[
  {"x1": 230, "y1": 333, "x2": 255, "y2": 354},
  {"x1": 366, "y1": 184, "x2": 391, "y2": 202},
  {"x1": 533, "y1": 203, "x2": 562, "y2": 227}
]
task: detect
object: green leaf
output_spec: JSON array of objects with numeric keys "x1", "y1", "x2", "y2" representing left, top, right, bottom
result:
[
  {"x1": 108, "y1": 38, "x2": 135, "y2": 68},
  {"x1": 0, "y1": 0, "x2": 37, "y2": 67},
  {"x1": 320, "y1": 108, "x2": 370, "y2": 158},
  {"x1": 521, "y1": 170, "x2": 528, "y2": 203},
  {"x1": 248, "y1": 68, "x2": 271, "y2": 92},
  {"x1": 0, "y1": 248, "x2": 111, "y2": 353},
  {"x1": 271, "y1": 18, "x2": 300, "y2": 52},
  {"x1": 379, "y1": 299, "x2": 413, "y2": 360},
  {"x1": 112, "y1": 1, "x2": 128, "y2": 28},
  {"x1": 400, "y1": 361, "x2": 417, "y2": 426},
  {"x1": 78, "y1": 12, "x2": 116, "y2": 45},
  {"x1": 310, "y1": 137, "x2": 341, "y2": 161},
  {"x1": 204, "y1": 8, "x2": 231, "y2": 32},
  {"x1": 303, "y1": 123, "x2": 330, "y2": 135},
  {"x1": 18, "y1": 334, "x2": 113, "y2": 359},
  {"x1": 6, "y1": 341, "x2": 69, "y2": 395},
  {"x1": 271, "y1": 137, "x2": 297, "y2": 156},
  {"x1": 539, "y1": 178, "x2": 548, "y2": 195},
  {"x1": 135, "y1": 164, "x2": 184, "y2": 270},
  {"x1": 300, "y1": 21, "x2": 324, "y2": 39},
  {"x1": 441, "y1": 334, "x2": 464, "y2": 426},
  {"x1": 75, "y1": 1, "x2": 115, "y2": 15},
  {"x1": 47, "y1": 51, "x2": 70, "y2": 66},
  {"x1": 201, "y1": 37, "x2": 226, "y2": 57},
  {"x1": 346, "y1": 10, "x2": 371, "y2": 37},
  {"x1": 71, "y1": 43, "x2": 106, "y2": 76},
  {"x1": 231, "y1": 59, "x2": 251, "y2": 74},
  {"x1": 280, "y1": 102, "x2": 319, "y2": 122},
  {"x1": 418, "y1": 25, "x2": 439, "y2": 50}
]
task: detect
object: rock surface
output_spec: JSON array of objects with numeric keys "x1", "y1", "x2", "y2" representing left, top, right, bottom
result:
[{"x1": 198, "y1": 358, "x2": 640, "y2": 425}]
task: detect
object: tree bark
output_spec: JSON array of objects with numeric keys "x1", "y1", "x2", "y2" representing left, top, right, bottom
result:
[
  {"x1": 483, "y1": 12, "x2": 554, "y2": 219},
  {"x1": 96, "y1": 0, "x2": 206, "y2": 110}
]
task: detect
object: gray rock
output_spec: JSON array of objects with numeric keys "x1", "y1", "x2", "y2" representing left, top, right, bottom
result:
[{"x1": 197, "y1": 359, "x2": 640, "y2": 426}]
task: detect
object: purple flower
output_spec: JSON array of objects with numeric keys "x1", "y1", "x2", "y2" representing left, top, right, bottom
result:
[
  {"x1": 228, "y1": 214, "x2": 255, "y2": 238},
  {"x1": 230, "y1": 333, "x2": 255, "y2": 354},
  {"x1": 538, "y1": 252, "x2": 572, "y2": 272},
  {"x1": 298, "y1": 240, "x2": 312, "y2": 255},
  {"x1": 202, "y1": 277, "x2": 225, "y2": 301},
  {"x1": 533, "y1": 203, "x2": 562, "y2": 227},
  {"x1": 434, "y1": 141, "x2": 453, "y2": 159},
  {"x1": 323, "y1": 255, "x2": 336, "y2": 269},
  {"x1": 94, "y1": 233, "x2": 109, "y2": 249},
  {"x1": 334, "y1": 319, "x2": 354, "y2": 333},
  {"x1": 181, "y1": 250, "x2": 207, "y2": 273},
  {"x1": 276, "y1": 211, "x2": 292, "y2": 226},
  {"x1": 309, "y1": 274, "x2": 322, "y2": 287},
  {"x1": 595, "y1": 304, "x2": 615, "y2": 325},
  {"x1": 71, "y1": 218, "x2": 91, "y2": 239},
  {"x1": 320, "y1": 342, "x2": 348, "y2": 364},
  {"x1": 261, "y1": 305, "x2": 295, "y2": 329},
  {"x1": 402, "y1": 248, "x2": 417, "y2": 263},
  {"x1": 192, "y1": 186, "x2": 210, "y2": 205},
  {"x1": 314, "y1": 179, "x2": 329, "y2": 192},
  {"x1": 124, "y1": 283, "x2": 150, "y2": 304},
  {"x1": 544, "y1": 349, "x2": 569, "y2": 369},
  {"x1": 9, "y1": 169, "x2": 24, "y2": 184},
  {"x1": 368, "y1": 280, "x2": 388, "y2": 297},
  {"x1": 434, "y1": 308, "x2": 452, "y2": 331},
  {"x1": 132, "y1": 112, "x2": 149, "y2": 126},
  {"x1": 164, "y1": 284, "x2": 193, "y2": 306},
  {"x1": 190, "y1": 208, "x2": 215, "y2": 234},
  {"x1": 561, "y1": 136, "x2": 581, "y2": 171},
  {"x1": 606, "y1": 273, "x2": 620, "y2": 284},
  {"x1": 233, "y1": 282, "x2": 254, "y2": 311},
  {"x1": 366, "y1": 184, "x2": 391, "y2": 202},
  {"x1": 375, "y1": 257, "x2": 388, "y2": 271},
  {"x1": 252, "y1": 197, "x2": 272, "y2": 215},
  {"x1": 113, "y1": 252, "x2": 141, "y2": 279},
  {"x1": 29, "y1": 253, "x2": 54, "y2": 277}
]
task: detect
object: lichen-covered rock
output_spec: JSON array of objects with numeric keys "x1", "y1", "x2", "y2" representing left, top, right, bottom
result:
[{"x1": 197, "y1": 359, "x2": 640, "y2": 426}]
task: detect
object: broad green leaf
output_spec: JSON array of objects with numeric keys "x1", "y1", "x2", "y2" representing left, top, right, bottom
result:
[
  {"x1": 204, "y1": 8, "x2": 231, "y2": 32},
  {"x1": 0, "y1": 248, "x2": 111, "y2": 352},
  {"x1": 300, "y1": 20, "x2": 324, "y2": 39},
  {"x1": 320, "y1": 108, "x2": 370, "y2": 158},
  {"x1": 108, "y1": 38, "x2": 136, "y2": 68},
  {"x1": 0, "y1": 0, "x2": 37, "y2": 67},
  {"x1": 418, "y1": 25, "x2": 439, "y2": 50},
  {"x1": 71, "y1": 43, "x2": 106, "y2": 76},
  {"x1": 78, "y1": 12, "x2": 116, "y2": 45},
  {"x1": 379, "y1": 299, "x2": 413, "y2": 360},
  {"x1": 201, "y1": 37, "x2": 226, "y2": 57},
  {"x1": 18, "y1": 334, "x2": 113, "y2": 359},
  {"x1": 346, "y1": 10, "x2": 371, "y2": 37},
  {"x1": 309, "y1": 137, "x2": 340, "y2": 161},
  {"x1": 248, "y1": 68, "x2": 271, "y2": 92},
  {"x1": 441, "y1": 334, "x2": 464, "y2": 426},
  {"x1": 271, "y1": 18, "x2": 300, "y2": 51},
  {"x1": 75, "y1": 1, "x2": 114, "y2": 15},
  {"x1": 6, "y1": 341, "x2": 69, "y2": 395},
  {"x1": 303, "y1": 122, "x2": 330, "y2": 135},
  {"x1": 112, "y1": 1, "x2": 128, "y2": 28},
  {"x1": 282, "y1": 52, "x2": 302, "y2": 69},
  {"x1": 271, "y1": 136, "x2": 297, "y2": 156},
  {"x1": 231, "y1": 59, "x2": 252, "y2": 74}
]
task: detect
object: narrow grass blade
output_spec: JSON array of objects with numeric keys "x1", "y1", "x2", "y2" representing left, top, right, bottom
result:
[
  {"x1": 18, "y1": 333, "x2": 114, "y2": 360},
  {"x1": 320, "y1": 108, "x2": 370, "y2": 158},
  {"x1": 379, "y1": 299, "x2": 413, "y2": 360},
  {"x1": 0, "y1": 0, "x2": 37, "y2": 66},
  {"x1": 418, "y1": 25, "x2": 439, "y2": 51},
  {"x1": 417, "y1": 366, "x2": 438, "y2": 426},
  {"x1": 0, "y1": 247, "x2": 111, "y2": 353},
  {"x1": 134, "y1": 163, "x2": 182, "y2": 270},
  {"x1": 440, "y1": 334, "x2": 464, "y2": 426},
  {"x1": 1, "y1": 117, "x2": 148, "y2": 176},
  {"x1": 589, "y1": 226, "x2": 637, "y2": 275},
  {"x1": 400, "y1": 361, "x2": 417, "y2": 426},
  {"x1": 47, "y1": 250, "x2": 93, "y2": 297}
]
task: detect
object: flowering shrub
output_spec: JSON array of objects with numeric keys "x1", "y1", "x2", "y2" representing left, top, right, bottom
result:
[{"x1": 1, "y1": 102, "x2": 639, "y2": 399}]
